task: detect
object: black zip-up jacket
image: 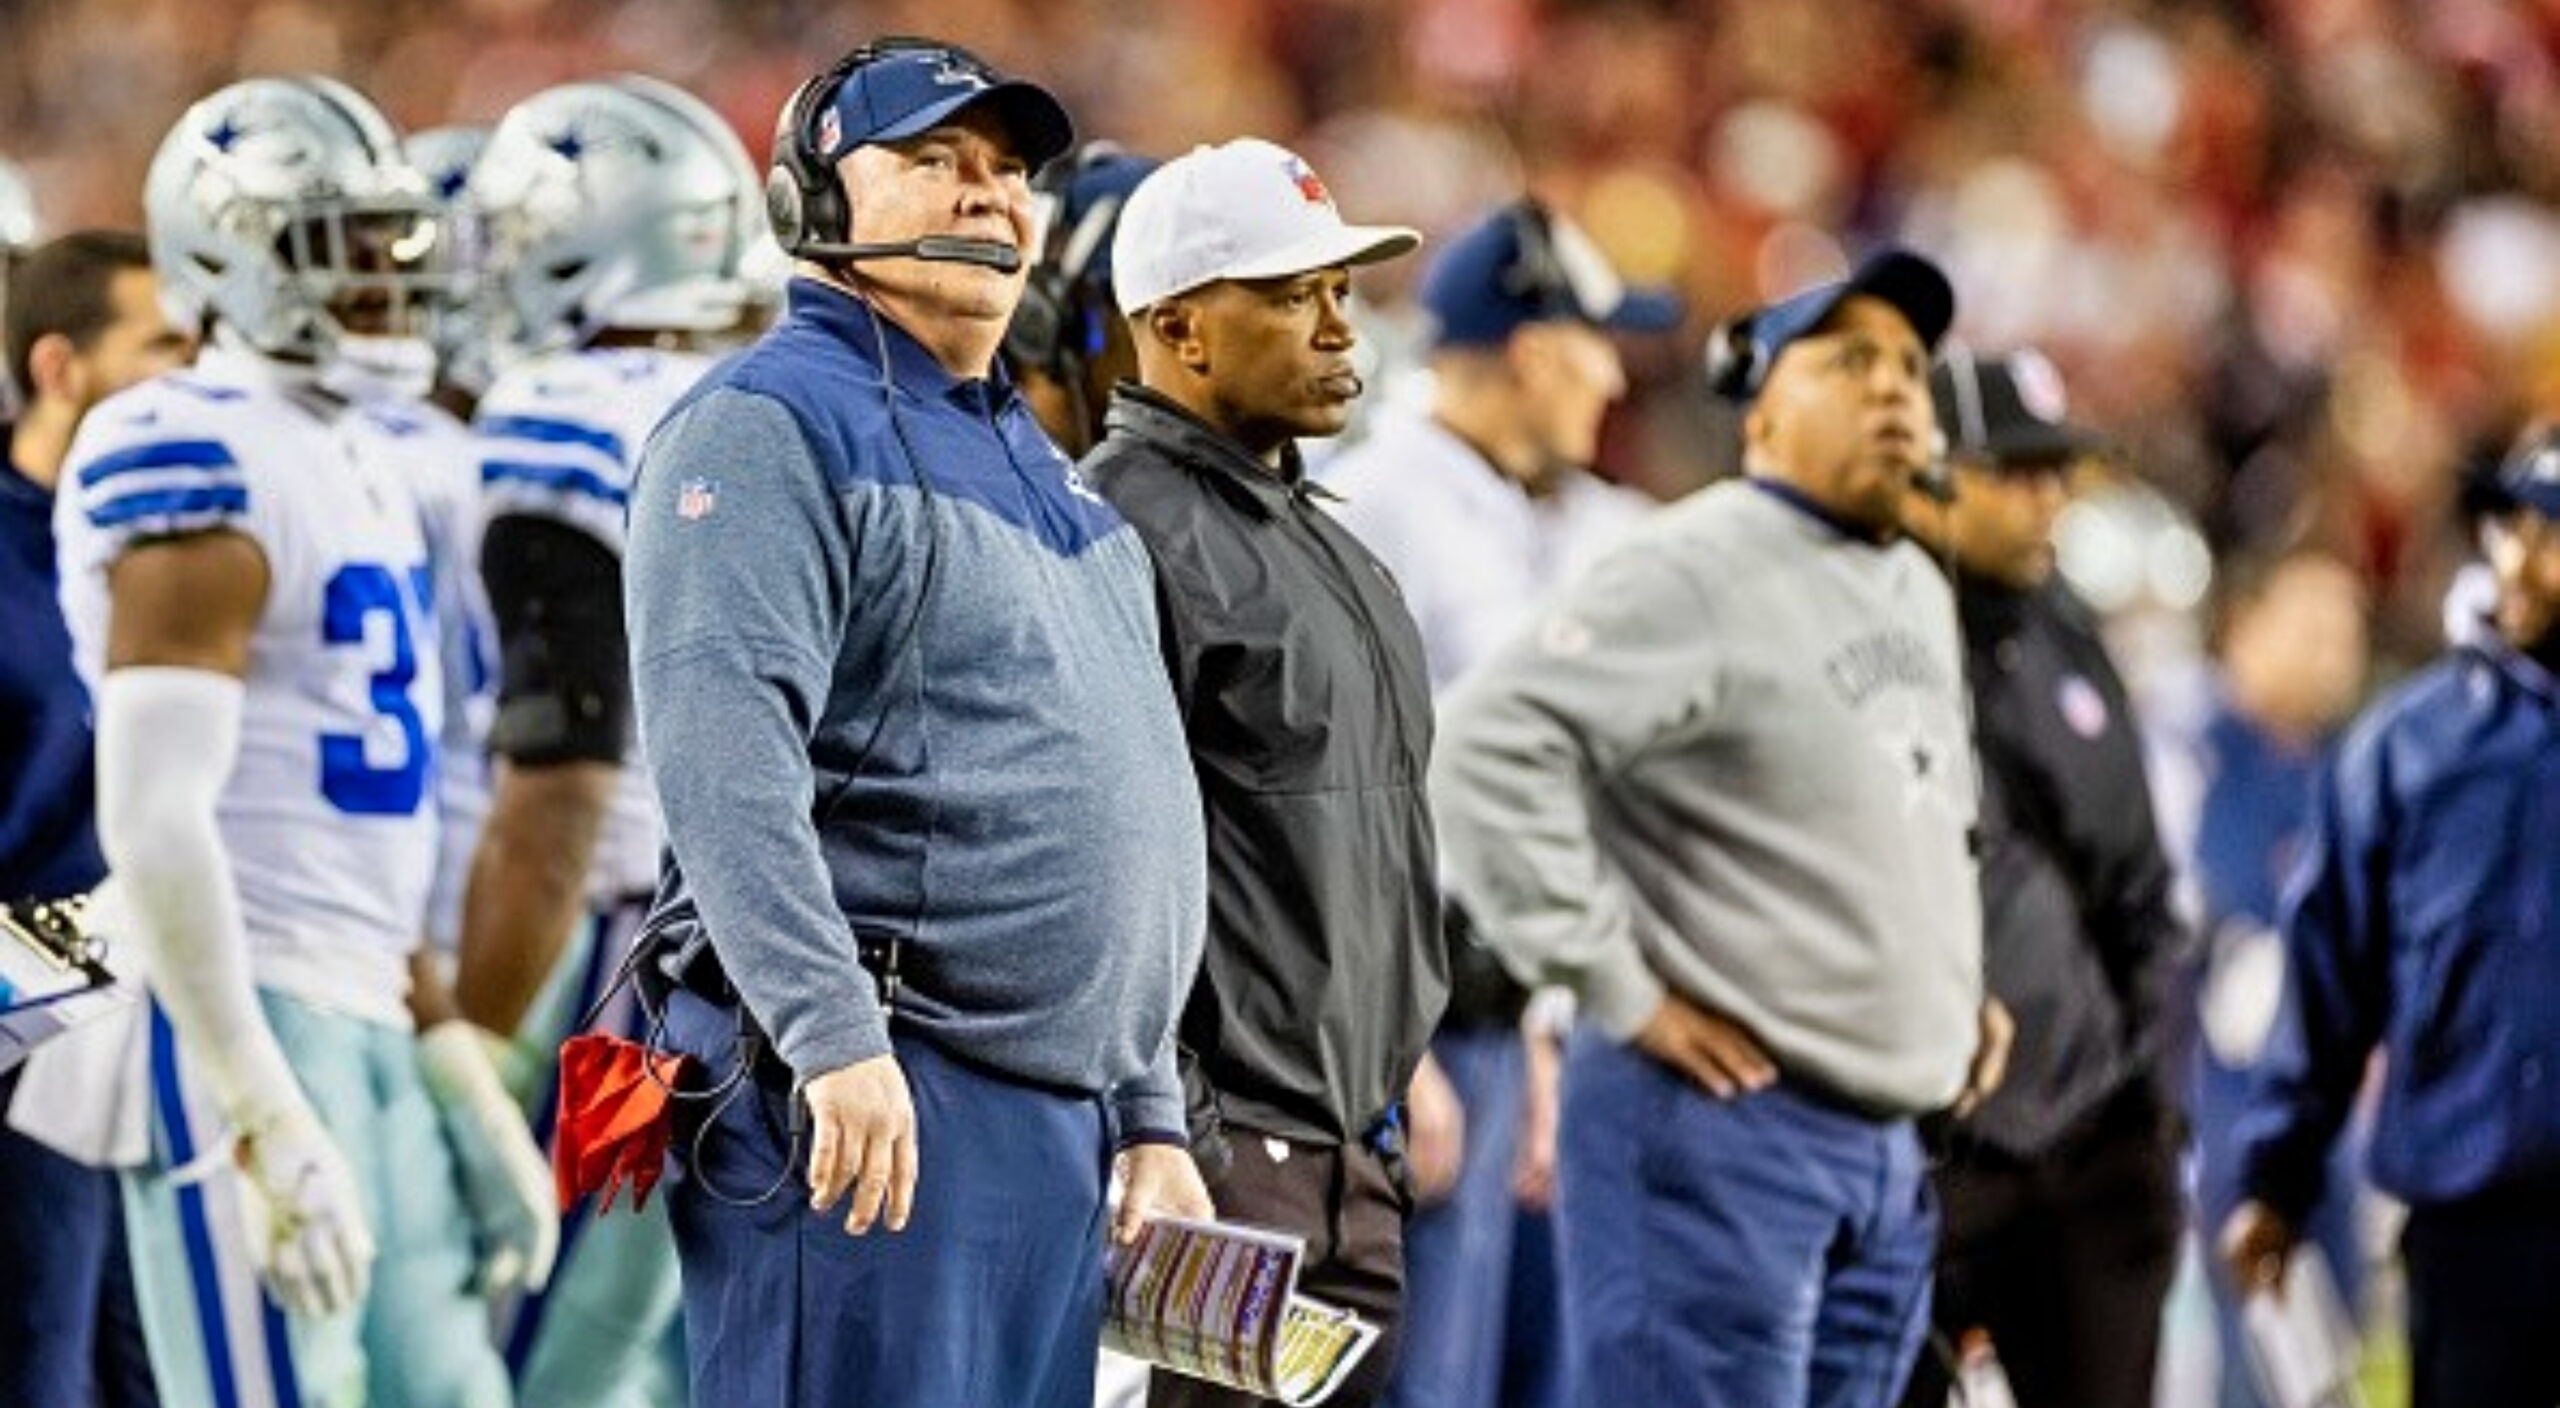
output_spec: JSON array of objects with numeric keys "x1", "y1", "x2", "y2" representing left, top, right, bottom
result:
[
  {"x1": 1956, "y1": 578, "x2": 2186, "y2": 1157},
  {"x1": 1083, "y1": 385, "x2": 1447, "y2": 1145}
]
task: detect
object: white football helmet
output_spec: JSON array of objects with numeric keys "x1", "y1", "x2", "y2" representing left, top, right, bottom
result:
[
  {"x1": 470, "y1": 74, "x2": 762, "y2": 354},
  {"x1": 145, "y1": 76, "x2": 456, "y2": 385},
  {"x1": 407, "y1": 124, "x2": 491, "y2": 211},
  {"x1": 405, "y1": 124, "x2": 501, "y2": 394}
]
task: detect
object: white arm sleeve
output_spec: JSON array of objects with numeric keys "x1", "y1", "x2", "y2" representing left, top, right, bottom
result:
[{"x1": 94, "y1": 665, "x2": 304, "y2": 1132}]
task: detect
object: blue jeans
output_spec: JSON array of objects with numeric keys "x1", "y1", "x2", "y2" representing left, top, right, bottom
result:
[
  {"x1": 660, "y1": 989, "x2": 1110, "y2": 1408},
  {"x1": 1557, "y1": 1030, "x2": 1937, "y2": 1408},
  {"x1": 0, "y1": 1067, "x2": 159, "y2": 1408},
  {"x1": 1385, "y1": 1027, "x2": 1553, "y2": 1408}
]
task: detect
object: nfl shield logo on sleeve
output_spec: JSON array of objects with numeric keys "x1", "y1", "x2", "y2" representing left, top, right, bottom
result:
[{"x1": 676, "y1": 478, "x2": 719, "y2": 521}]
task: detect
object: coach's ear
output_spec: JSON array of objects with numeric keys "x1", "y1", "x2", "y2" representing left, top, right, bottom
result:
[
  {"x1": 1139, "y1": 298, "x2": 1207, "y2": 373},
  {"x1": 24, "y1": 331, "x2": 75, "y2": 404}
]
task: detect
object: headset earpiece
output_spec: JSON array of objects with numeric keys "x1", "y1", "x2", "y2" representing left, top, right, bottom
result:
[
  {"x1": 764, "y1": 162, "x2": 812, "y2": 253},
  {"x1": 1003, "y1": 145, "x2": 1130, "y2": 381},
  {"x1": 1501, "y1": 201, "x2": 1575, "y2": 320},
  {"x1": 766, "y1": 51, "x2": 866, "y2": 256},
  {"x1": 1704, "y1": 316, "x2": 1763, "y2": 401},
  {"x1": 1003, "y1": 275, "x2": 1071, "y2": 375}
]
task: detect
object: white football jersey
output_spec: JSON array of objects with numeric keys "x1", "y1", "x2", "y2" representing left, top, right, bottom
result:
[
  {"x1": 56, "y1": 348, "x2": 444, "y2": 1022},
  {"x1": 475, "y1": 346, "x2": 715, "y2": 900},
  {"x1": 351, "y1": 395, "x2": 495, "y2": 954}
]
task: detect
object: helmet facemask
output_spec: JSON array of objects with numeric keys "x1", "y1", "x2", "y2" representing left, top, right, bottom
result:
[{"x1": 148, "y1": 76, "x2": 454, "y2": 400}]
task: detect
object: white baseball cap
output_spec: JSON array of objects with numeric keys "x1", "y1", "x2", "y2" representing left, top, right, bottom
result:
[{"x1": 1111, "y1": 138, "x2": 1420, "y2": 315}]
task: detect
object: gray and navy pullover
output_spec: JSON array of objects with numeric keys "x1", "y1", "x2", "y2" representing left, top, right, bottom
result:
[{"x1": 625, "y1": 279, "x2": 1206, "y2": 1138}]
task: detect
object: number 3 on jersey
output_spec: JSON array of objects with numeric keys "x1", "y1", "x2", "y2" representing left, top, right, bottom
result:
[{"x1": 320, "y1": 560, "x2": 434, "y2": 815}]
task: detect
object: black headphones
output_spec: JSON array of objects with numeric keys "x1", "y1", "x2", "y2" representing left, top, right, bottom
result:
[
  {"x1": 763, "y1": 36, "x2": 1001, "y2": 258},
  {"x1": 1002, "y1": 142, "x2": 1135, "y2": 380},
  {"x1": 1500, "y1": 200, "x2": 1581, "y2": 323},
  {"x1": 1703, "y1": 315, "x2": 1763, "y2": 401}
]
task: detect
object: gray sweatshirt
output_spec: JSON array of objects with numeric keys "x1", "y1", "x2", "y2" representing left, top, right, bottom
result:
[{"x1": 1430, "y1": 479, "x2": 1983, "y2": 1114}]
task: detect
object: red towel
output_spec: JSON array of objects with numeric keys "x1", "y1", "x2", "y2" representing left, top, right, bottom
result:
[{"x1": 553, "y1": 1031, "x2": 694, "y2": 1215}]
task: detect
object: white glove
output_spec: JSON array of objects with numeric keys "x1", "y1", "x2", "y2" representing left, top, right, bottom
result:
[
  {"x1": 95, "y1": 668, "x2": 377, "y2": 1316},
  {"x1": 417, "y1": 1020, "x2": 558, "y2": 1295},
  {"x1": 231, "y1": 1093, "x2": 378, "y2": 1319}
]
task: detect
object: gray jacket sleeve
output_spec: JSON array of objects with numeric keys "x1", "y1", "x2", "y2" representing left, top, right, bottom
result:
[
  {"x1": 1428, "y1": 535, "x2": 1717, "y2": 1039},
  {"x1": 1108, "y1": 1034, "x2": 1184, "y2": 1145},
  {"x1": 626, "y1": 388, "x2": 887, "y2": 1079}
]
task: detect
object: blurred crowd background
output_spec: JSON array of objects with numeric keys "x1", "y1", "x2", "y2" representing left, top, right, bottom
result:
[{"x1": 9, "y1": 0, "x2": 2560, "y2": 668}]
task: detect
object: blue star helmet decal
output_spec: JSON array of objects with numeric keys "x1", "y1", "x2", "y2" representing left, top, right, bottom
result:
[{"x1": 544, "y1": 122, "x2": 665, "y2": 168}]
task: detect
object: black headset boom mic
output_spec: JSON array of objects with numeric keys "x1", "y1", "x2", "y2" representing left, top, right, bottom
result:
[{"x1": 800, "y1": 234, "x2": 1023, "y2": 272}]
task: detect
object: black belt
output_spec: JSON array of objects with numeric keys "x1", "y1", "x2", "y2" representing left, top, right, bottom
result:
[
  {"x1": 658, "y1": 928, "x2": 900, "y2": 1009},
  {"x1": 649, "y1": 927, "x2": 904, "y2": 1091},
  {"x1": 1441, "y1": 901, "x2": 1531, "y2": 1031}
]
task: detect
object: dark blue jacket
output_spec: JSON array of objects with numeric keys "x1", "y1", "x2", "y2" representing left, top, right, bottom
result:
[
  {"x1": 2235, "y1": 642, "x2": 2560, "y2": 1213},
  {"x1": 0, "y1": 448, "x2": 105, "y2": 901},
  {"x1": 2184, "y1": 695, "x2": 2334, "y2": 1223}
]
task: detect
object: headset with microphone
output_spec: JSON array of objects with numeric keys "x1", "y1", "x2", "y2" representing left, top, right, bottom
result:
[
  {"x1": 1913, "y1": 339, "x2": 1991, "y2": 506},
  {"x1": 1703, "y1": 310, "x2": 1959, "y2": 504},
  {"x1": 1002, "y1": 142, "x2": 1136, "y2": 380},
  {"x1": 764, "y1": 38, "x2": 1025, "y2": 274},
  {"x1": 1702, "y1": 314, "x2": 1763, "y2": 401},
  {"x1": 1500, "y1": 200, "x2": 1574, "y2": 316}
]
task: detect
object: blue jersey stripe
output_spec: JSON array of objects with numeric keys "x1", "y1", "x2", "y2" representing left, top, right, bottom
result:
[
  {"x1": 263, "y1": 1299, "x2": 303, "y2": 1408},
  {"x1": 150, "y1": 1004, "x2": 248, "y2": 1408},
  {"x1": 480, "y1": 414, "x2": 627, "y2": 464},
  {"x1": 77, "y1": 438, "x2": 242, "y2": 488},
  {"x1": 481, "y1": 460, "x2": 629, "y2": 507},
  {"x1": 87, "y1": 484, "x2": 250, "y2": 530}
]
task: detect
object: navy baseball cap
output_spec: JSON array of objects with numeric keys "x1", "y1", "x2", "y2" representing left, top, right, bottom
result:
[
  {"x1": 1421, "y1": 202, "x2": 1682, "y2": 348},
  {"x1": 1929, "y1": 347, "x2": 2107, "y2": 465},
  {"x1": 818, "y1": 46, "x2": 1073, "y2": 168},
  {"x1": 1709, "y1": 247, "x2": 1955, "y2": 401},
  {"x1": 2493, "y1": 428, "x2": 2560, "y2": 519},
  {"x1": 1043, "y1": 146, "x2": 1158, "y2": 287}
]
